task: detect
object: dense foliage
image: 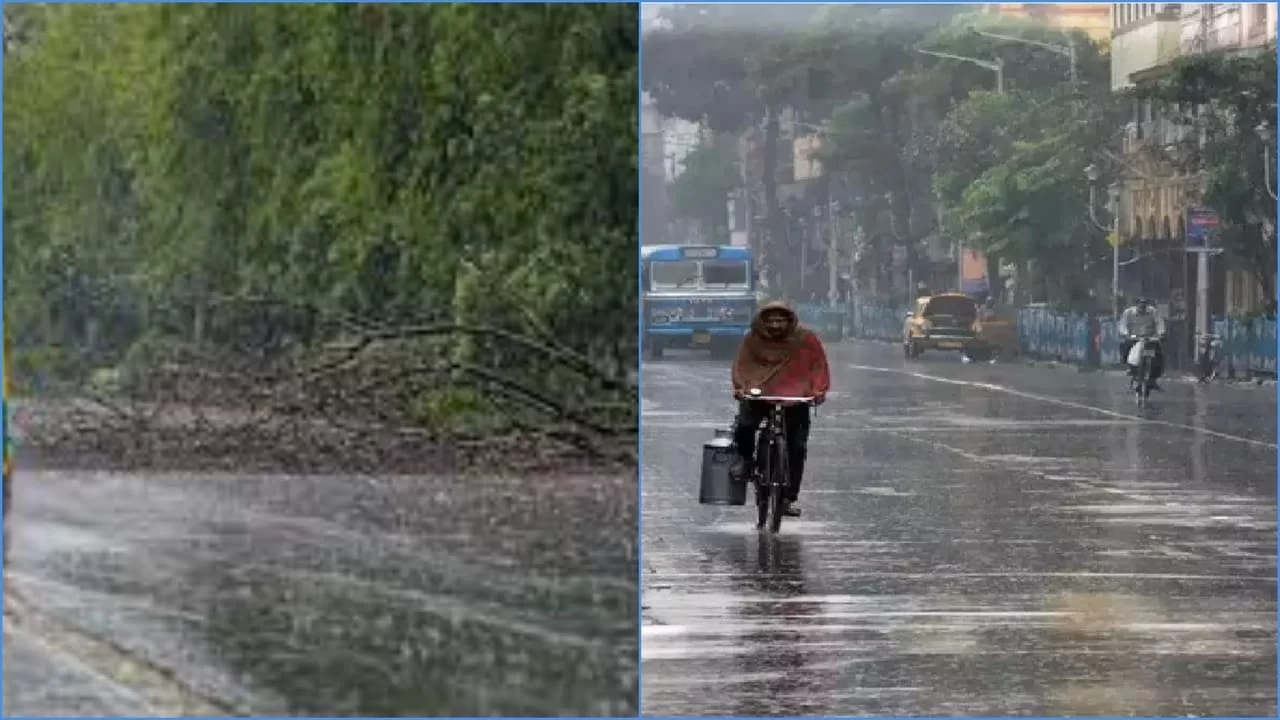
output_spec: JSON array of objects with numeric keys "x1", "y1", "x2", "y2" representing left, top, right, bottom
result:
[
  {"x1": 5, "y1": 4, "x2": 638, "y2": 441},
  {"x1": 665, "y1": 133, "x2": 739, "y2": 243},
  {"x1": 1130, "y1": 49, "x2": 1278, "y2": 311}
]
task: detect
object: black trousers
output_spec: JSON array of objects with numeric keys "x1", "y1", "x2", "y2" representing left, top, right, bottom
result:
[
  {"x1": 1120, "y1": 339, "x2": 1164, "y2": 379},
  {"x1": 733, "y1": 400, "x2": 811, "y2": 503}
]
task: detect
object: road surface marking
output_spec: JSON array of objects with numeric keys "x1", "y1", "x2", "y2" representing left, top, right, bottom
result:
[{"x1": 844, "y1": 363, "x2": 1277, "y2": 450}]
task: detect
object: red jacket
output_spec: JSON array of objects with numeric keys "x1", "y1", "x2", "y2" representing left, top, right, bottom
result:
[{"x1": 732, "y1": 302, "x2": 831, "y2": 399}]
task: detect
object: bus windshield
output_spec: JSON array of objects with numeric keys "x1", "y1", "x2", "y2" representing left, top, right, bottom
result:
[
  {"x1": 649, "y1": 260, "x2": 699, "y2": 290},
  {"x1": 702, "y1": 260, "x2": 749, "y2": 288}
]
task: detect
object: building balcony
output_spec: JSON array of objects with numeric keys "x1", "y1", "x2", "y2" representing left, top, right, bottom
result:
[{"x1": 1119, "y1": 116, "x2": 1197, "y2": 157}]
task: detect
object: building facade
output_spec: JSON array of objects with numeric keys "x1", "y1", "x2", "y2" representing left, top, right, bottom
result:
[
  {"x1": 1109, "y1": 3, "x2": 1276, "y2": 321},
  {"x1": 984, "y1": 3, "x2": 1114, "y2": 42}
]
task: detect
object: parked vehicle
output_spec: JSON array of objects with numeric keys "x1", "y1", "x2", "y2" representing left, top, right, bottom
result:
[
  {"x1": 903, "y1": 293, "x2": 992, "y2": 361},
  {"x1": 1197, "y1": 333, "x2": 1222, "y2": 383}
]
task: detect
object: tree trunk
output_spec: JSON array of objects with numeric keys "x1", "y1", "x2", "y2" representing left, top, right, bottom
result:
[
  {"x1": 763, "y1": 106, "x2": 785, "y2": 298},
  {"x1": 986, "y1": 253, "x2": 1002, "y2": 303}
]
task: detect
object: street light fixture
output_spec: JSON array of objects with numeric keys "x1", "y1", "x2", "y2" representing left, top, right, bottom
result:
[
  {"x1": 966, "y1": 26, "x2": 1077, "y2": 85},
  {"x1": 916, "y1": 48, "x2": 1004, "y2": 95},
  {"x1": 1255, "y1": 121, "x2": 1277, "y2": 201}
]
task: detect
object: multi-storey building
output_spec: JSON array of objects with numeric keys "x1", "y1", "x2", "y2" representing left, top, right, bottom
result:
[{"x1": 1109, "y1": 3, "x2": 1275, "y2": 327}]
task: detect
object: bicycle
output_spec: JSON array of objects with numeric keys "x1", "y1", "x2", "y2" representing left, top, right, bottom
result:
[{"x1": 742, "y1": 387, "x2": 814, "y2": 534}]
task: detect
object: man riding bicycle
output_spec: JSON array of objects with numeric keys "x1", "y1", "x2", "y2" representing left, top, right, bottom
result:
[
  {"x1": 729, "y1": 301, "x2": 830, "y2": 518},
  {"x1": 1117, "y1": 297, "x2": 1168, "y2": 391}
]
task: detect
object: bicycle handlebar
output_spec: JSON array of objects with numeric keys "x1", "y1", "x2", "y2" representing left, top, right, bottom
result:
[{"x1": 745, "y1": 389, "x2": 815, "y2": 404}]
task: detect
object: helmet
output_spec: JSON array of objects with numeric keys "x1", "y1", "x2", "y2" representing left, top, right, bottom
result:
[{"x1": 1137, "y1": 297, "x2": 1153, "y2": 308}]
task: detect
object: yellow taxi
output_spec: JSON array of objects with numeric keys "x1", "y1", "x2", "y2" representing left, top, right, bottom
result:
[{"x1": 903, "y1": 293, "x2": 993, "y2": 361}]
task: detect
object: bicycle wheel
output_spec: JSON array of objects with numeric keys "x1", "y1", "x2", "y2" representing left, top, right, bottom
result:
[
  {"x1": 754, "y1": 436, "x2": 771, "y2": 529},
  {"x1": 766, "y1": 437, "x2": 788, "y2": 534}
]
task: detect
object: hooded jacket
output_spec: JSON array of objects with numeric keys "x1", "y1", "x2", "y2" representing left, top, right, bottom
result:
[{"x1": 731, "y1": 301, "x2": 831, "y2": 399}]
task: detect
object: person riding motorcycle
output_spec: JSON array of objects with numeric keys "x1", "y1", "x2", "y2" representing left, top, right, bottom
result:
[
  {"x1": 729, "y1": 302, "x2": 830, "y2": 518},
  {"x1": 1117, "y1": 298, "x2": 1167, "y2": 390}
]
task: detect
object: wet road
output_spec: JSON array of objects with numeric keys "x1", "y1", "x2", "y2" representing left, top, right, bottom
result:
[
  {"x1": 641, "y1": 341, "x2": 1277, "y2": 717},
  {"x1": 4, "y1": 467, "x2": 637, "y2": 716}
]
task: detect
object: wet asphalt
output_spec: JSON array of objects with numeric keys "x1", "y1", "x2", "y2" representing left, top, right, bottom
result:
[
  {"x1": 641, "y1": 341, "x2": 1277, "y2": 717},
  {"x1": 4, "y1": 467, "x2": 637, "y2": 717}
]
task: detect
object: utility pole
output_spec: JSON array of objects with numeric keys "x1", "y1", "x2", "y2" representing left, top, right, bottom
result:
[
  {"x1": 916, "y1": 49, "x2": 1003, "y2": 298},
  {"x1": 1110, "y1": 188, "x2": 1120, "y2": 318},
  {"x1": 827, "y1": 175, "x2": 839, "y2": 308},
  {"x1": 1186, "y1": 207, "x2": 1224, "y2": 364},
  {"x1": 1085, "y1": 164, "x2": 1122, "y2": 317}
]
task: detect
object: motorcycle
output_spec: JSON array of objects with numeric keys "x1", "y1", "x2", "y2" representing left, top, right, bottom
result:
[
  {"x1": 1196, "y1": 333, "x2": 1222, "y2": 383},
  {"x1": 1126, "y1": 334, "x2": 1162, "y2": 406}
]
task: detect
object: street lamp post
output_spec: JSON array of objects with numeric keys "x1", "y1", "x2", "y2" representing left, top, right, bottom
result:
[
  {"x1": 1255, "y1": 122, "x2": 1277, "y2": 201},
  {"x1": 917, "y1": 49, "x2": 1004, "y2": 300},
  {"x1": 1085, "y1": 163, "x2": 1121, "y2": 317}
]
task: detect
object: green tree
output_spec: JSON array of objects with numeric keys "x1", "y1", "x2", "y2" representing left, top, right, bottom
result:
[
  {"x1": 4, "y1": 3, "x2": 638, "y2": 437},
  {"x1": 921, "y1": 17, "x2": 1119, "y2": 306},
  {"x1": 667, "y1": 134, "x2": 739, "y2": 243},
  {"x1": 1131, "y1": 49, "x2": 1278, "y2": 311},
  {"x1": 643, "y1": 4, "x2": 829, "y2": 294}
]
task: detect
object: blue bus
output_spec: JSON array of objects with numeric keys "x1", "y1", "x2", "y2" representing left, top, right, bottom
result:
[{"x1": 641, "y1": 244, "x2": 757, "y2": 359}]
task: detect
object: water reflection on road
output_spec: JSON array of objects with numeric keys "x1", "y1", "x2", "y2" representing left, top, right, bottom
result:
[
  {"x1": 642, "y1": 343, "x2": 1276, "y2": 717},
  {"x1": 5, "y1": 469, "x2": 637, "y2": 717}
]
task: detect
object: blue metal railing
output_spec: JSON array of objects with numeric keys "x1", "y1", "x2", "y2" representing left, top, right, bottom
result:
[
  {"x1": 822, "y1": 297, "x2": 1277, "y2": 378},
  {"x1": 1016, "y1": 308, "x2": 1091, "y2": 364},
  {"x1": 1213, "y1": 316, "x2": 1277, "y2": 377}
]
